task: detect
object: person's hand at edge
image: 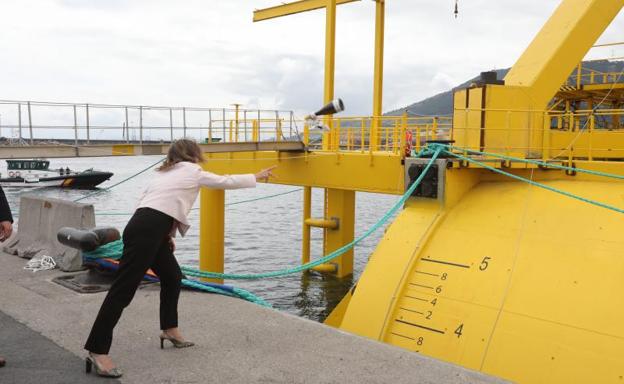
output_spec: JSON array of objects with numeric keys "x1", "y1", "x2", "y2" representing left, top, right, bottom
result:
[
  {"x1": 255, "y1": 166, "x2": 277, "y2": 182},
  {"x1": 0, "y1": 221, "x2": 12, "y2": 242}
]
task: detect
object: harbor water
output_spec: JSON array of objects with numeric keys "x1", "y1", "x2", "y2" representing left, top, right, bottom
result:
[{"x1": 4, "y1": 155, "x2": 396, "y2": 321}]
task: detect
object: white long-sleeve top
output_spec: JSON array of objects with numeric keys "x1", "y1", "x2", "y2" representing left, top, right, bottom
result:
[{"x1": 137, "y1": 161, "x2": 256, "y2": 237}]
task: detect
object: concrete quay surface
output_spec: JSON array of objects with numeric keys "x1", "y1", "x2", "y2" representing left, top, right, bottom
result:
[{"x1": 0, "y1": 251, "x2": 506, "y2": 384}]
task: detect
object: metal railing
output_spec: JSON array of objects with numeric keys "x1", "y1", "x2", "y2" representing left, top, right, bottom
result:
[
  {"x1": 0, "y1": 100, "x2": 297, "y2": 146},
  {"x1": 303, "y1": 115, "x2": 453, "y2": 154},
  {"x1": 564, "y1": 42, "x2": 624, "y2": 88},
  {"x1": 566, "y1": 62, "x2": 624, "y2": 88},
  {"x1": 452, "y1": 107, "x2": 624, "y2": 161},
  {"x1": 5, "y1": 102, "x2": 624, "y2": 162},
  {"x1": 299, "y1": 107, "x2": 624, "y2": 161}
]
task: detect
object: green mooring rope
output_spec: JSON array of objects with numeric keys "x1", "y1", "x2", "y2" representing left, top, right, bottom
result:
[
  {"x1": 444, "y1": 145, "x2": 624, "y2": 181},
  {"x1": 84, "y1": 148, "x2": 443, "y2": 281},
  {"x1": 84, "y1": 243, "x2": 271, "y2": 307},
  {"x1": 426, "y1": 143, "x2": 624, "y2": 215},
  {"x1": 74, "y1": 157, "x2": 166, "y2": 203},
  {"x1": 180, "y1": 279, "x2": 272, "y2": 307},
  {"x1": 82, "y1": 141, "x2": 624, "y2": 306},
  {"x1": 96, "y1": 188, "x2": 303, "y2": 216}
]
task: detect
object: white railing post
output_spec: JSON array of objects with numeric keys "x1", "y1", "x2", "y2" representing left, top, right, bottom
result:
[
  {"x1": 27, "y1": 101, "x2": 33, "y2": 145},
  {"x1": 257, "y1": 110, "x2": 261, "y2": 142},
  {"x1": 139, "y1": 106, "x2": 143, "y2": 145},
  {"x1": 73, "y1": 104, "x2": 78, "y2": 146},
  {"x1": 17, "y1": 103, "x2": 22, "y2": 140},
  {"x1": 222, "y1": 108, "x2": 226, "y2": 142},
  {"x1": 183, "y1": 107, "x2": 187, "y2": 138},
  {"x1": 85, "y1": 103, "x2": 90, "y2": 144},
  {"x1": 124, "y1": 106, "x2": 129, "y2": 143},
  {"x1": 208, "y1": 109, "x2": 213, "y2": 143},
  {"x1": 169, "y1": 108, "x2": 174, "y2": 142}
]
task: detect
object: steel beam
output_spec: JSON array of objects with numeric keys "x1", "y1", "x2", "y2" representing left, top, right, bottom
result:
[
  {"x1": 0, "y1": 142, "x2": 305, "y2": 159},
  {"x1": 202, "y1": 151, "x2": 405, "y2": 195},
  {"x1": 504, "y1": 0, "x2": 624, "y2": 109},
  {"x1": 253, "y1": 0, "x2": 359, "y2": 22},
  {"x1": 370, "y1": 0, "x2": 385, "y2": 151}
]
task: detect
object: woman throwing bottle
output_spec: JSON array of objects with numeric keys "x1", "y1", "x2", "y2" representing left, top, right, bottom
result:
[{"x1": 84, "y1": 139, "x2": 276, "y2": 378}]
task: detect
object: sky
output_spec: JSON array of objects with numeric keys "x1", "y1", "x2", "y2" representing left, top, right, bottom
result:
[{"x1": 0, "y1": 0, "x2": 623, "y2": 121}]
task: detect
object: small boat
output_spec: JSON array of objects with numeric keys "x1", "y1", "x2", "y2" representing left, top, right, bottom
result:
[{"x1": 0, "y1": 159, "x2": 113, "y2": 188}]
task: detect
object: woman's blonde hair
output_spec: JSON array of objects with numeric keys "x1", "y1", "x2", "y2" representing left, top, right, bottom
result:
[{"x1": 158, "y1": 139, "x2": 205, "y2": 171}]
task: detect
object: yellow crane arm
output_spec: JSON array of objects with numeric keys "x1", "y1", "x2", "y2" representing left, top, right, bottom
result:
[{"x1": 504, "y1": 0, "x2": 624, "y2": 108}]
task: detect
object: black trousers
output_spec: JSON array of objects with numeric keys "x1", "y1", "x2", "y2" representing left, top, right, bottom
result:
[{"x1": 85, "y1": 208, "x2": 183, "y2": 354}]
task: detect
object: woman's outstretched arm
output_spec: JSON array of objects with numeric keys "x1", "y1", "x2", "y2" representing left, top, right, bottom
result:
[{"x1": 198, "y1": 166, "x2": 276, "y2": 189}]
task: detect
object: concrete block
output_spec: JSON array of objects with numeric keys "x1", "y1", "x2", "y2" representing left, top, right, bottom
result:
[{"x1": 3, "y1": 196, "x2": 95, "y2": 271}]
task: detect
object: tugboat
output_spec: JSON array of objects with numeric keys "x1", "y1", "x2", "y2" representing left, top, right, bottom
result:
[{"x1": 0, "y1": 159, "x2": 113, "y2": 188}]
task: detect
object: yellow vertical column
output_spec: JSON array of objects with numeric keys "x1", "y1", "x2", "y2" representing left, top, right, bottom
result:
[
  {"x1": 199, "y1": 188, "x2": 225, "y2": 284},
  {"x1": 302, "y1": 186, "x2": 312, "y2": 265},
  {"x1": 614, "y1": 101, "x2": 621, "y2": 130},
  {"x1": 323, "y1": 188, "x2": 355, "y2": 278},
  {"x1": 303, "y1": 122, "x2": 310, "y2": 146},
  {"x1": 370, "y1": 0, "x2": 385, "y2": 152},
  {"x1": 320, "y1": 0, "x2": 354, "y2": 278},
  {"x1": 321, "y1": 0, "x2": 337, "y2": 150},
  {"x1": 252, "y1": 120, "x2": 259, "y2": 142},
  {"x1": 541, "y1": 112, "x2": 551, "y2": 161},
  {"x1": 233, "y1": 103, "x2": 241, "y2": 142}
]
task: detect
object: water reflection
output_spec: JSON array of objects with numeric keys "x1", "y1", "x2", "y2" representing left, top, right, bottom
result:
[{"x1": 295, "y1": 271, "x2": 353, "y2": 322}]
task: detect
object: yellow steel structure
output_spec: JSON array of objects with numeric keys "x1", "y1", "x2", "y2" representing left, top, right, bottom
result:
[
  {"x1": 252, "y1": 0, "x2": 379, "y2": 277},
  {"x1": 304, "y1": 218, "x2": 339, "y2": 229},
  {"x1": 252, "y1": 0, "x2": 359, "y2": 22},
  {"x1": 333, "y1": 166, "x2": 624, "y2": 383},
  {"x1": 195, "y1": 0, "x2": 624, "y2": 382},
  {"x1": 323, "y1": 0, "x2": 337, "y2": 109},
  {"x1": 200, "y1": 151, "x2": 404, "y2": 194},
  {"x1": 504, "y1": 0, "x2": 624, "y2": 109},
  {"x1": 253, "y1": 0, "x2": 358, "y2": 110},
  {"x1": 321, "y1": 188, "x2": 355, "y2": 277},
  {"x1": 199, "y1": 189, "x2": 225, "y2": 284},
  {"x1": 198, "y1": 149, "x2": 404, "y2": 281},
  {"x1": 301, "y1": 186, "x2": 312, "y2": 265},
  {"x1": 454, "y1": 0, "x2": 624, "y2": 158},
  {"x1": 370, "y1": 0, "x2": 385, "y2": 152},
  {"x1": 321, "y1": 1, "x2": 624, "y2": 383}
]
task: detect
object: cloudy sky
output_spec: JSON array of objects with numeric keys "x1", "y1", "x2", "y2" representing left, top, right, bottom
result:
[{"x1": 1, "y1": 0, "x2": 623, "y2": 117}]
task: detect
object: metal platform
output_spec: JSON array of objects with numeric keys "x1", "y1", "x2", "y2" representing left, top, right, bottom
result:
[{"x1": 0, "y1": 141, "x2": 306, "y2": 159}]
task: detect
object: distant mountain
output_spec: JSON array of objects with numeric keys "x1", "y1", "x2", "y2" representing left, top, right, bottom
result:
[{"x1": 385, "y1": 61, "x2": 624, "y2": 117}]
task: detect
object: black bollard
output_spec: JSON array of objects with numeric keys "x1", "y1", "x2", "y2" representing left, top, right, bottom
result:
[{"x1": 57, "y1": 227, "x2": 120, "y2": 252}]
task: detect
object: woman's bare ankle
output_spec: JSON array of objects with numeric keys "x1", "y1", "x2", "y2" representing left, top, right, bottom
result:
[
  {"x1": 89, "y1": 353, "x2": 116, "y2": 370},
  {"x1": 163, "y1": 327, "x2": 184, "y2": 340}
]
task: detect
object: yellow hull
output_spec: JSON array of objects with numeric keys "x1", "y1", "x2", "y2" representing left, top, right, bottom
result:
[{"x1": 330, "y1": 164, "x2": 624, "y2": 383}]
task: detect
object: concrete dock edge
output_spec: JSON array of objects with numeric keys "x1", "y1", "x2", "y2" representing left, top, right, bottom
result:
[{"x1": 0, "y1": 251, "x2": 507, "y2": 384}]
